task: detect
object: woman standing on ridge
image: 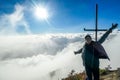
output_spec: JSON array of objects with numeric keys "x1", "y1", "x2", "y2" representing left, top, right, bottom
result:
[{"x1": 74, "y1": 24, "x2": 118, "y2": 80}]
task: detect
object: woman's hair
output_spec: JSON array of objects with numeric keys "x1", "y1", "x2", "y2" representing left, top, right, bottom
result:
[{"x1": 85, "y1": 34, "x2": 92, "y2": 39}]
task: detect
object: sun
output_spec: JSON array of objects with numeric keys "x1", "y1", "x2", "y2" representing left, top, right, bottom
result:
[{"x1": 34, "y1": 6, "x2": 49, "y2": 20}]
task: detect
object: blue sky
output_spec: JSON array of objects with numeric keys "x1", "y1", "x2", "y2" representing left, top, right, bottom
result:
[{"x1": 0, "y1": 0, "x2": 120, "y2": 34}]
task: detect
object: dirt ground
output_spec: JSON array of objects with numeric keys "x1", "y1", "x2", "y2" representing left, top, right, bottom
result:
[{"x1": 62, "y1": 69, "x2": 120, "y2": 80}]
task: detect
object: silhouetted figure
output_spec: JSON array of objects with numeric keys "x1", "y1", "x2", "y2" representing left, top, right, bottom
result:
[{"x1": 74, "y1": 24, "x2": 118, "y2": 80}]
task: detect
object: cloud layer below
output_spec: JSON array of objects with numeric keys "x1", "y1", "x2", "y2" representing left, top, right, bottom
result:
[{"x1": 0, "y1": 32, "x2": 120, "y2": 80}]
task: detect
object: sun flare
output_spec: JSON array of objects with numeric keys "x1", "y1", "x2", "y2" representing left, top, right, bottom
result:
[{"x1": 34, "y1": 6, "x2": 48, "y2": 20}]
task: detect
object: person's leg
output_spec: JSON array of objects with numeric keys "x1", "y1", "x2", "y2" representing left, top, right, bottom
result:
[
  {"x1": 93, "y1": 67, "x2": 99, "y2": 80},
  {"x1": 93, "y1": 57, "x2": 100, "y2": 80},
  {"x1": 85, "y1": 65, "x2": 92, "y2": 80}
]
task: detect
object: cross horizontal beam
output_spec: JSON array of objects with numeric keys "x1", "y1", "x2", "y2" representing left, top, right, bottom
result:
[
  {"x1": 84, "y1": 24, "x2": 119, "y2": 31},
  {"x1": 84, "y1": 28, "x2": 108, "y2": 31}
]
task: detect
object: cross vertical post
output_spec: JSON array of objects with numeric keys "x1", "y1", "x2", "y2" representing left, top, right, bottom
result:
[{"x1": 95, "y1": 4, "x2": 98, "y2": 41}]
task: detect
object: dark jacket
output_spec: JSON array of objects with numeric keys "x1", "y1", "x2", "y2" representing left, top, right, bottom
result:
[{"x1": 82, "y1": 41, "x2": 99, "y2": 68}]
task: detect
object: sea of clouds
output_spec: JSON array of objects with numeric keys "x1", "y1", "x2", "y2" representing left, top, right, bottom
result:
[{"x1": 0, "y1": 32, "x2": 120, "y2": 80}]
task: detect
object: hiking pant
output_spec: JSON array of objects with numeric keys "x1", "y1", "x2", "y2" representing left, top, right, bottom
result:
[{"x1": 85, "y1": 65, "x2": 99, "y2": 80}]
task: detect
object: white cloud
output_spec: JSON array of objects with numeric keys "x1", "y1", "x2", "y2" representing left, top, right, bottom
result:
[
  {"x1": 100, "y1": 33, "x2": 120, "y2": 69},
  {"x1": 0, "y1": 32, "x2": 120, "y2": 80},
  {"x1": 0, "y1": 4, "x2": 31, "y2": 35},
  {"x1": 0, "y1": 33, "x2": 83, "y2": 60},
  {"x1": 0, "y1": 33, "x2": 83, "y2": 80},
  {"x1": 0, "y1": 33, "x2": 84, "y2": 80}
]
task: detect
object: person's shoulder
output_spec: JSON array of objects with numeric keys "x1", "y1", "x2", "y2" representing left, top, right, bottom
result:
[
  {"x1": 91, "y1": 41, "x2": 101, "y2": 46},
  {"x1": 92, "y1": 41, "x2": 100, "y2": 44},
  {"x1": 91, "y1": 41, "x2": 96, "y2": 44}
]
